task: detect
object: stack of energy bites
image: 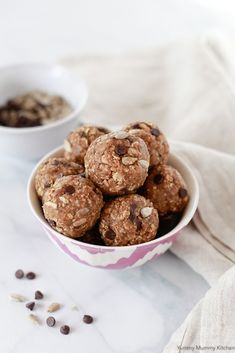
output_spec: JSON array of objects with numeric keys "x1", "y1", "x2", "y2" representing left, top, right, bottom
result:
[{"x1": 35, "y1": 123, "x2": 189, "y2": 246}]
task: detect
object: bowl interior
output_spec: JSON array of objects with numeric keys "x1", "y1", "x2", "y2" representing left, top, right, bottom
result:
[
  {"x1": 0, "y1": 63, "x2": 87, "y2": 115},
  {"x1": 28, "y1": 146, "x2": 199, "y2": 249}
]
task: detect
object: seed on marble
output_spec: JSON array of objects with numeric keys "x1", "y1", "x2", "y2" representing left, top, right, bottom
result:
[
  {"x1": 71, "y1": 305, "x2": 78, "y2": 311},
  {"x1": 83, "y1": 315, "x2": 93, "y2": 324},
  {"x1": 35, "y1": 290, "x2": 43, "y2": 300},
  {"x1": 60, "y1": 325, "x2": 70, "y2": 335},
  {"x1": 15, "y1": 269, "x2": 24, "y2": 279},
  {"x1": 47, "y1": 303, "x2": 61, "y2": 313},
  {"x1": 26, "y1": 301, "x2": 35, "y2": 311},
  {"x1": 46, "y1": 316, "x2": 56, "y2": 327},
  {"x1": 10, "y1": 293, "x2": 27, "y2": 302},
  {"x1": 28, "y1": 314, "x2": 40, "y2": 326},
  {"x1": 26, "y1": 272, "x2": 36, "y2": 280}
]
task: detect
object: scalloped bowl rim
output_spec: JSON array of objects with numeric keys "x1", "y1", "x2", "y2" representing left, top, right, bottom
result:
[{"x1": 27, "y1": 145, "x2": 199, "y2": 251}]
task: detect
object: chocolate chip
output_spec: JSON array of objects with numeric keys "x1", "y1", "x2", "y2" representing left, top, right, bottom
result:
[
  {"x1": 44, "y1": 182, "x2": 51, "y2": 188},
  {"x1": 135, "y1": 217, "x2": 142, "y2": 231},
  {"x1": 129, "y1": 203, "x2": 138, "y2": 222},
  {"x1": 83, "y1": 315, "x2": 93, "y2": 324},
  {"x1": 98, "y1": 127, "x2": 109, "y2": 133},
  {"x1": 64, "y1": 185, "x2": 75, "y2": 194},
  {"x1": 115, "y1": 144, "x2": 127, "y2": 156},
  {"x1": 132, "y1": 124, "x2": 140, "y2": 129},
  {"x1": 48, "y1": 219, "x2": 56, "y2": 227},
  {"x1": 60, "y1": 325, "x2": 70, "y2": 335},
  {"x1": 35, "y1": 290, "x2": 43, "y2": 300},
  {"x1": 154, "y1": 174, "x2": 163, "y2": 184},
  {"x1": 26, "y1": 272, "x2": 36, "y2": 280},
  {"x1": 46, "y1": 316, "x2": 56, "y2": 327},
  {"x1": 105, "y1": 228, "x2": 116, "y2": 240},
  {"x1": 150, "y1": 128, "x2": 160, "y2": 137},
  {"x1": 15, "y1": 269, "x2": 24, "y2": 279},
  {"x1": 26, "y1": 301, "x2": 35, "y2": 311},
  {"x1": 178, "y1": 188, "x2": 188, "y2": 198},
  {"x1": 51, "y1": 159, "x2": 60, "y2": 166}
]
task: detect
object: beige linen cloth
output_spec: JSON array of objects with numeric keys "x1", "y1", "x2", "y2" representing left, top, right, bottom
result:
[{"x1": 61, "y1": 34, "x2": 235, "y2": 351}]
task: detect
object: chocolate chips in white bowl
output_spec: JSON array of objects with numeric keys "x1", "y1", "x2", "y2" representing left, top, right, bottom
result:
[{"x1": 0, "y1": 91, "x2": 72, "y2": 128}]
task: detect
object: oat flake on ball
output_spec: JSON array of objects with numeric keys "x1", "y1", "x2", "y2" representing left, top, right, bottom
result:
[
  {"x1": 144, "y1": 164, "x2": 189, "y2": 216},
  {"x1": 35, "y1": 157, "x2": 84, "y2": 199},
  {"x1": 84, "y1": 131, "x2": 150, "y2": 195},
  {"x1": 64, "y1": 125, "x2": 110, "y2": 164},
  {"x1": 99, "y1": 194, "x2": 159, "y2": 246},
  {"x1": 124, "y1": 121, "x2": 169, "y2": 167},
  {"x1": 42, "y1": 175, "x2": 103, "y2": 238}
]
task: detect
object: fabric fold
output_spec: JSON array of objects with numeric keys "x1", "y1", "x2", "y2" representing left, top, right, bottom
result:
[{"x1": 61, "y1": 33, "x2": 235, "y2": 350}]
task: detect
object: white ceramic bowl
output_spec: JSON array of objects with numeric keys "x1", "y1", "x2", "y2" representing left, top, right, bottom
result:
[
  {"x1": 27, "y1": 146, "x2": 199, "y2": 269},
  {"x1": 0, "y1": 63, "x2": 88, "y2": 160}
]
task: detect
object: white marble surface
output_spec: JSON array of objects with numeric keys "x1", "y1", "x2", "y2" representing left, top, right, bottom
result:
[
  {"x1": 0, "y1": 156, "x2": 208, "y2": 352},
  {"x1": 1, "y1": 0, "x2": 231, "y2": 351}
]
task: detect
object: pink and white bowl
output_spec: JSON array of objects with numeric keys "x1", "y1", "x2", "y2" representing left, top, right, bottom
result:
[{"x1": 27, "y1": 146, "x2": 199, "y2": 270}]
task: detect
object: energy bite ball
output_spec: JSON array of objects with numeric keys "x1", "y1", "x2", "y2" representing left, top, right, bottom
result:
[
  {"x1": 84, "y1": 131, "x2": 150, "y2": 195},
  {"x1": 144, "y1": 164, "x2": 189, "y2": 216},
  {"x1": 64, "y1": 125, "x2": 110, "y2": 164},
  {"x1": 99, "y1": 194, "x2": 159, "y2": 246},
  {"x1": 124, "y1": 121, "x2": 169, "y2": 167},
  {"x1": 42, "y1": 175, "x2": 103, "y2": 238},
  {"x1": 35, "y1": 157, "x2": 84, "y2": 199}
]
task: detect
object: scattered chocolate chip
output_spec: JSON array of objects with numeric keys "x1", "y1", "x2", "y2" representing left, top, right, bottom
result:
[
  {"x1": 26, "y1": 272, "x2": 36, "y2": 280},
  {"x1": 150, "y1": 128, "x2": 160, "y2": 137},
  {"x1": 83, "y1": 315, "x2": 93, "y2": 324},
  {"x1": 115, "y1": 144, "x2": 127, "y2": 156},
  {"x1": 132, "y1": 123, "x2": 140, "y2": 129},
  {"x1": 26, "y1": 301, "x2": 35, "y2": 311},
  {"x1": 178, "y1": 188, "x2": 188, "y2": 198},
  {"x1": 35, "y1": 290, "x2": 43, "y2": 300},
  {"x1": 44, "y1": 182, "x2": 51, "y2": 188},
  {"x1": 105, "y1": 228, "x2": 116, "y2": 240},
  {"x1": 46, "y1": 316, "x2": 56, "y2": 327},
  {"x1": 48, "y1": 219, "x2": 56, "y2": 227},
  {"x1": 64, "y1": 185, "x2": 75, "y2": 194},
  {"x1": 60, "y1": 325, "x2": 70, "y2": 335},
  {"x1": 154, "y1": 174, "x2": 163, "y2": 184},
  {"x1": 15, "y1": 269, "x2": 24, "y2": 279}
]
